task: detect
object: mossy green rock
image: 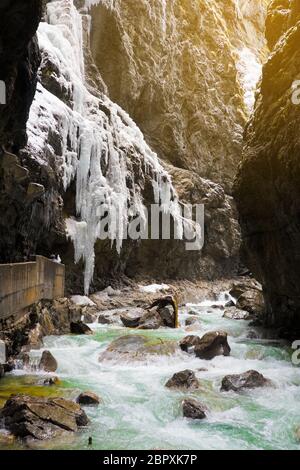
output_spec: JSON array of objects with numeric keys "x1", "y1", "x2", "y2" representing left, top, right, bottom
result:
[{"x1": 99, "y1": 334, "x2": 178, "y2": 362}]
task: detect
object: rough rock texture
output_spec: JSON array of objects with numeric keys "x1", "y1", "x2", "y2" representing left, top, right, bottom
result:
[
  {"x1": 136, "y1": 310, "x2": 163, "y2": 330},
  {"x1": 89, "y1": 0, "x2": 268, "y2": 191},
  {"x1": 0, "y1": 1, "x2": 53, "y2": 263},
  {"x1": 70, "y1": 321, "x2": 93, "y2": 335},
  {"x1": 120, "y1": 311, "x2": 143, "y2": 328},
  {"x1": 0, "y1": 394, "x2": 89, "y2": 440},
  {"x1": 179, "y1": 335, "x2": 202, "y2": 353},
  {"x1": 182, "y1": 398, "x2": 208, "y2": 420},
  {"x1": 121, "y1": 305, "x2": 175, "y2": 330},
  {"x1": 221, "y1": 369, "x2": 273, "y2": 392},
  {"x1": 229, "y1": 278, "x2": 262, "y2": 300},
  {"x1": 165, "y1": 370, "x2": 200, "y2": 390},
  {"x1": 234, "y1": 0, "x2": 300, "y2": 330},
  {"x1": 39, "y1": 350, "x2": 58, "y2": 372},
  {"x1": 223, "y1": 307, "x2": 251, "y2": 320},
  {"x1": 185, "y1": 317, "x2": 200, "y2": 327},
  {"x1": 0, "y1": 298, "x2": 82, "y2": 360},
  {"x1": 0, "y1": 0, "x2": 42, "y2": 150},
  {"x1": 76, "y1": 391, "x2": 101, "y2": 406},
  {"x1": 167, "y1": 166, "x2": 241, "y2": 279},
  {"x1": 194, "y1": 331, "x2": 231, "y2": 360},
  {"x1": 236, "y1": 289, "x2": 265, "y2": 316}
]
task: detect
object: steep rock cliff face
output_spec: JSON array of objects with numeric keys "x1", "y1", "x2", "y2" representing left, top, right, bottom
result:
[
  {"x1": 0, "y1": 0, "x2": 42, "y2": 151},
  {"x1": 234, "y1": 0, "x2": 300, "y2": 330},
  {"x1": 0, "y1": 1, "x2": 46, "y2": 261},
  {"x1": 88, "y1": 0, "x2": 268, "y2": 191}
]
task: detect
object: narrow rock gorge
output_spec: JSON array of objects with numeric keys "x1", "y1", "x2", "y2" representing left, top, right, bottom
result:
[
  {"x1": 1, "y1": 0, "x2": 267, "y2": 293},
  {"x1": 1, "y1": 0, "x2": 300, "y2": 453}
]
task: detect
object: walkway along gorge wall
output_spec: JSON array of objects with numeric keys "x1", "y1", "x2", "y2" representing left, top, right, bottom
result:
[{"x1": 0, "y1": 256, "x2": 65, "y2": 325}]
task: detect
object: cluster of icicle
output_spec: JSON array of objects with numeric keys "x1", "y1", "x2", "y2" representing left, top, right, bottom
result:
[{"x1": 26, "y1": 0, "x2": 190, "y2": 294}]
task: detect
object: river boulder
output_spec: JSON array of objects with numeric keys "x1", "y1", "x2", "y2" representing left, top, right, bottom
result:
[
  {"x1": 70, "y1": 321, "x2": 93, "y2": 335},
  {"x1": 179, "y1": 335, "x2": 201, "y2": 353},
  {"x1": 0, "y1": 395, "x2": 89, "y2": 440},
  {"x1": 223, "y1": 307, "x2": 251, "y2": 320},
  {"x1": 39, "y1": 350, "x2": 58, "y2": 372},
  {"x1": 120, "y1": 310, "x2": 143, "y2": 328},
  {"x1": 229, "y1": 279, "x2": 262, "y2": 301},
  {"x1": 76, "y1": 391, "x2": 101, "y2": 406},
  {"x1": 236, "y1": 290, "x2": 265, "y2": 317},
  {"x1": 165, "y1": 370, "x2": 200, "y2": 390},
  {"x1": 185, "y1": 316, "x2": 200, "y2": 327},
  {"x1": 194, "y1": 331, "x2": 231, "y2": 360},
  {"x1": 221, "y1": 370, "x2": 274, "y2": 392},
  {"x1": 182, "y1": 398, "x2": 208, "y2": 420},
  {"x1": 158, "y1": 306, "x2": 175, "y2": 328},
  {"x1": 137, "y1": 310, "x2": 162, "y2": 330},
  {"x1": 99, "y1": 334, "x2": 178, "y2": 362}
]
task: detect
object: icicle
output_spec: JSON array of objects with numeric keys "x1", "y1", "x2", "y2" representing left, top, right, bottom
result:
[{"x1": 27, "y1": 0, "x2": 192, "y2": 294}]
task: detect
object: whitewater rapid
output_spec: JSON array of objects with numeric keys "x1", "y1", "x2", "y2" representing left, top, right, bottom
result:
[{"x1": 2, "y1": 294, "x2": 299, "y2": 450}]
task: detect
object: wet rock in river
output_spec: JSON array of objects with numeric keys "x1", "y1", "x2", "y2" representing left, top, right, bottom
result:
[
  {"x1": 223, "y1": 307, "x2": 251, "y2": 320},
  {"x1": 43, "y1": 376, "x2": 60, "y2": 386},
  {"x1": 70, "y1": 321, "x2": 93, "y2": 335},
  {"x1": 27, "y1": 323, "x2": 44, "y2": 350},
  {"x1": 99, "y1": 335, "x2": 178, "y2": 362},
  {"x1": 158, "y1": 306, "x2": 175, "y2": 328},
  {"x1": 0, "y1": 395, "x2": 89, "y2": 440},
  {"x1": 229, "y1": 279, "x2": 262, "y2": 301},
  {"x1": 120, "y1": 310, "x2": 143, "y2": 328},
  {"x1": 187, "y1": 309, "x2": 198, "y2": 316},
  {"x1": 182, "y1": 398, "x2": 208, "y2": 420},
  {"x1": 236, "y1": 290, "x2": 265, "y2": 317},
  {"x1": 137, "y1": 310, "x2": 162, "y2": 330},
  {"x1": 194, "y1": 331, "x2": 231, "y2": 360},
  {"x1": 185, "y1": 316, "x2": 200, "y2": 327},
  {"x1": 39, "y1": 350, "x2": 58, "y2": 372},
  {"x1": 225, "y1": 300, "x2": 235, "y2": 308},
  {"x1": 98, "y1": 314, "x2": 113, "y2": 325},
  {"x1": 221, "y1": 370, "x2": 274, "y2": 392},
  {"x1": 81, "y1": 306, "x2": 98, "y2": 323},
  {"x1": 76, "y1": 391, "x2": 101, "y2": 406},
  {"x1": 165, "y1": 370, "x2": 200, "y2": 390},
  {"x1": 179, "y1": 335, "x2": 201, "y2": 353}
]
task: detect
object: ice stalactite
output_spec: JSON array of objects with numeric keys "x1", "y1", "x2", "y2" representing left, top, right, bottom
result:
[{"x1": 27, "y1": 0, "x2": 189, "y2": 294}]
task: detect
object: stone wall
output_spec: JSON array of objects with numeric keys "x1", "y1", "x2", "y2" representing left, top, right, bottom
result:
[{"x1": 0, "y1": 256, "x2": 65, "y2": 324}]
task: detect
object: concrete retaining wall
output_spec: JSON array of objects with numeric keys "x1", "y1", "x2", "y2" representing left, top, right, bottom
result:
[{"x1": 0, "y1": 256, "x2": 65, "y2": 322}]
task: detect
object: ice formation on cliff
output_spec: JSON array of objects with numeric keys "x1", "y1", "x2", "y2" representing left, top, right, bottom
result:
[{"x1": 27, "y1": 0, "x2": 191, "y2": 293}]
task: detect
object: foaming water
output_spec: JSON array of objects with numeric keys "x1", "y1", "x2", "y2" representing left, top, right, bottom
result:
[{"x1": 3, "y1": 294, "x2": 300, "y2": 450}]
